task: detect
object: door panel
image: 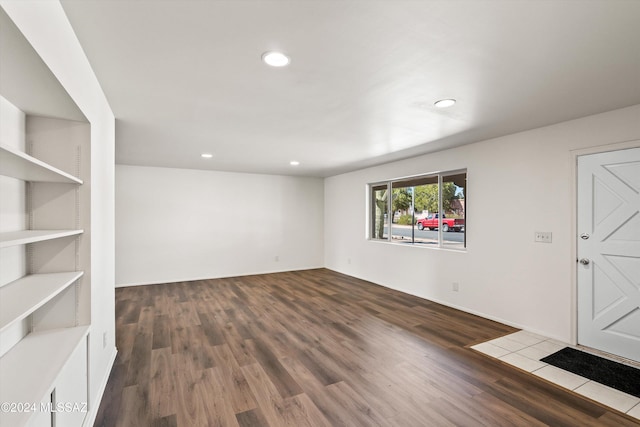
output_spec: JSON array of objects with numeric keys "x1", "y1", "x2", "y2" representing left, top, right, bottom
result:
[{"x1": 577, "y1": 147, "x2": 640, "y2": 362}]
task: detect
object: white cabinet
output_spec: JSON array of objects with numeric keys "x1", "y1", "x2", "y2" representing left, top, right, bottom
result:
[
  {"x1": 0, "y1": 115, "x2": 91, "y2": 427},
  {"x1": 54, "y1": 336, "x2": 89, "y2": 427},
  {"x1": 26, "y1": 395, "x2": 53, "y2": 427},
  {"x1": 0, "y1": 327, "x2": 89, "y2": 426}
]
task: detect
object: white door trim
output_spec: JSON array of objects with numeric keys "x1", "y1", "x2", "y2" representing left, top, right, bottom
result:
[{"x1": 570, "y1": 139, "x2": 640, "y2": 347}]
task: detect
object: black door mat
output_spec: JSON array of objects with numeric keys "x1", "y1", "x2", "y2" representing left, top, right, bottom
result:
[{"x1": 541, "y1": 347, "x2": 640, "y2": 398}]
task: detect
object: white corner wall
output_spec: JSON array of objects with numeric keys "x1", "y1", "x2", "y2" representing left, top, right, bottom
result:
[
  {"x1": 115, "y1": 165, "x2": 324, "y2": 286},
  {"x1": 325, "y1": 104, "x2": 640, "y2": 343},
  {"x1": 0, "y1": 1, "x2": 116, "y2": 424}
]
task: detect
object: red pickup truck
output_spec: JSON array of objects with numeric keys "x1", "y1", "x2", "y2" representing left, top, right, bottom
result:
[{"x1": 416, "y1": 213, "x2": 464, "y2": 232}]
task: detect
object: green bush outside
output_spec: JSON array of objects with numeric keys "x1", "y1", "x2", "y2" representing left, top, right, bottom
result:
[{"x1": 397, "y1": 214, "x2": 414, "y2": 225}]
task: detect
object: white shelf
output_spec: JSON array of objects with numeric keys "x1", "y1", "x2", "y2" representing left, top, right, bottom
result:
[
  {"x1": 0, "y1": 143, "x2": 82, "y2": 184},
  {"x1": 0, "y1": 272, "x2": 84, "y2": 333},
  {"x1": 0, "y1": 326, "x2": 89, "y2": 427},
  {"x1": 0, "y1": 229, "x2": 83, "y2": 248}
]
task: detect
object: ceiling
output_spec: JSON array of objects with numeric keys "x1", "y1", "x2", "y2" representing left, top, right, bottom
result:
[{"x1": 59, "y1": 0, "x2": 640, "y2": 177}]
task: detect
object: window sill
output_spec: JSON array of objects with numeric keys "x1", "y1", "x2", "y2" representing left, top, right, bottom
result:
[{"x1": 367, "y1": 238, "x2": 466, "y2": 252}]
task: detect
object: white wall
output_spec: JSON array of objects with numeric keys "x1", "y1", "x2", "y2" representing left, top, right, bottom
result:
[
  {"x1": 116, "y1": 165, "x2": 324, "y2": 286},
  {"x1": 325, "y1": 104, "x2": 640, "y2": 343},
  {"x1": 0, "y1": 2, "x2": 116, "y2": 424}
]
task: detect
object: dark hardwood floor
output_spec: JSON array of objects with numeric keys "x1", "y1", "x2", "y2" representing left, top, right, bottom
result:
[{"x1": 94, "y1": 269, "x2": 640, "y2": 426}]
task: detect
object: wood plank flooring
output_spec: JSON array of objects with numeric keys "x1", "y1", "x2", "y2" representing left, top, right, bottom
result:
[{"x1": 94, "y1": 269, "x2": 640, "y2": 426}]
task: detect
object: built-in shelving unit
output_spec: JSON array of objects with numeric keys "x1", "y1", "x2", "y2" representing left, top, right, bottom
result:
[
  {"x1": 0, "y1": 271, "x2": 84, "y2": 332},
  {"x1": 0, "y1": 110, "x2": 90, "y2": 426},
  {"x1": 0, "y1": 326, "x2": 89, "y2": 427},
  {"x1": 0, "y1": 143, "x2": 83, "y2": 184},
  {"x1": 0, "y1": 8, "x2": 93, "y2": 426}
]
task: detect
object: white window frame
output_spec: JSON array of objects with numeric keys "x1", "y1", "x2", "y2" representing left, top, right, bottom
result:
[{"x1": 368, "y1": 169, "x2": 466, "y2": 250}]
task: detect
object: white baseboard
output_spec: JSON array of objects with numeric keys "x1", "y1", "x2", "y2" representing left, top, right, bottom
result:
[
  {"x1": 325, "y1": 267, "x2": 570, "y2": 344},
  {"x1": 83, "y1": 347, "x2": 118, "y2": 427},
  {"x1": 422, "y1": 296, "x2": 569, "y2": 344},
  {"x1": 115, "y1": 265, "x2": 325, "y2": 288}
]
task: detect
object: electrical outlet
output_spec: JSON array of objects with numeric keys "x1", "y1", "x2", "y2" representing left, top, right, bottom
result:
[
  {"x1": 274, "y1": 255, "x2": 279, "y2": 262},
  {"x1": 102, "y1": 331, "x2": 107, "y2": 349},
  {"x1": 348, "y1": 258, "x2": 351, "y2": 264},
  {"x1": 452, "y1": 282, "x2": 459, "y2": 292},
  {"x1": 535, "y1": 231, "x2": 552, "y2": 243}
]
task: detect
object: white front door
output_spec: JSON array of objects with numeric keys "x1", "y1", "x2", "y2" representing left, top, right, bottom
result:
[{"x1": 577, "y1": 147, "x2": 640, "y2": 362}]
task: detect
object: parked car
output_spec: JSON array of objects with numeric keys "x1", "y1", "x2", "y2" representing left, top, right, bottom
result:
[{"x1": 415, "y1": 213, "x2": 464, "y2": 232}]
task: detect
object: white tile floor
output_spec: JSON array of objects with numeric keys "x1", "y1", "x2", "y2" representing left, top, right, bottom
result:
[{"x1": 471, "y1": 330, "x2": 640, "y2": 420}]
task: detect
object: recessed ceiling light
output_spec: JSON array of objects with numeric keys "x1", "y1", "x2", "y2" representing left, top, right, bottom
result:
[
  {"x1": 262, "y1": 51, "x2": 290, "y2": 67},
  {"x1": 201, "y1": 153, "x2": 213, "y2": 159},
  {"x1": 290, "y1": 160, "x2": 300, "y2": 166},
  {"x1": 434, "y1": 99, "x2": 456, "y2": 108}
]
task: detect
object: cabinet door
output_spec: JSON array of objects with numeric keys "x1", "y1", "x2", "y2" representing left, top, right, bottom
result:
[
  {"x1": 26, "y1": 394, "x2": 52, "y2": 427},
  {"x1": 53, "y1": 338, "x2": 88, "y2": 427}
]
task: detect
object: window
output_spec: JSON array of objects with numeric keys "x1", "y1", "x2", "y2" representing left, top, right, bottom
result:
[
  {"x1": 369, "y1": 170, "x2": 466, "y2": 249},
  {"x1": 371, "y1": 183, "x2": 389, "y2": 240}
]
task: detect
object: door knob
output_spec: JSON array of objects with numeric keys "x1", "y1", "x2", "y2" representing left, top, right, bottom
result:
[
  {"x1": 579, "y1": 258, "x2": 590, "y2": 265},
  {"x1": 580, "y1": 233, "x2": 590, "y2": 240}
]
